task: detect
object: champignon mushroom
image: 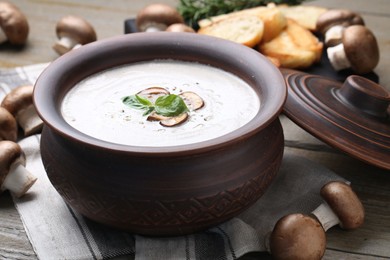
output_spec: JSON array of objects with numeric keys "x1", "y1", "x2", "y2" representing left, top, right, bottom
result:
[
  {"x1": 1, "y1": 85, "x2": 43, "y2": 136},
  {"x1": 0, "y1": 140, "x2": 37, "y2": 198},
  {"x1": 311, "y1": 181, "x2": 365, "y2": 231},
  {"x1": 0, "y1": 2, "x2": 29, "y2": 45},
  {"x1": 327, "y1": 25, "x2": 379, "y2": 74},
  {"x1": 136, "y1": 3, "x2": 184, "y2": 32},
  {"x1": 179, "y1": 91, "x2": 204, "y2": 110},
  {"x1": 147, "y1": 111, "x2": 190, "y2": 127},
  {"x1": 138, "y1": 86, "x2": 170, "y2": 103},
  {"x1": 166, "y1": 23, "x2": 195, "y2": 33},
  {"x1": 316, "y1": 9, "x2": 364, "y2": 47},
  {"x1": 0, "y1": 107, "x2": 17, "y2": 141},
  {"x1": 268, "y1": 213, "x2": 326, "y2": 260},
  {"x1": 52, "y1": 15, "x2": 97, "y2": 55},
  {"x1": 160, "y1": 112, "x2": 188, "y2": 127}
]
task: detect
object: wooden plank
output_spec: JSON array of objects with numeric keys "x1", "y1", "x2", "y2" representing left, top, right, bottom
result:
[
  {"x1": 0, "y1": 0, "x2": 179, "y2": 67},
  {"x1": 0, "y1": 192, "x2": 37, "y2": 260},
  {"x1": 308, "y1": 0, "x2": 390, "y2": 16}
]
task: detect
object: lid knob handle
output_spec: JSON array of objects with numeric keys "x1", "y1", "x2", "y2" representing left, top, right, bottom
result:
[{"x1": 337, "y1": 75, "x2": 390, "y2": 118}]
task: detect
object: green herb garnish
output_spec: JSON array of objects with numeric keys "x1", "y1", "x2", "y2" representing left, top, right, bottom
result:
[
  {"x1": 122, "y1": 95, "x2": 155, "y2": 116},
  {"x1": 122, "y1": 94, "x2": 189, "y2": 117},
  {"x1": 177, "y1": 0, "x2": 308, "y2": 28},
  {"x1": 154, "y1": 94, "x2": 189, "y2": 117}
]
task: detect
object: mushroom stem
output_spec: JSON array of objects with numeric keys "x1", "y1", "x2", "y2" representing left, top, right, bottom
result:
[
  {"x1": 16, "y1": 104, "x2": 43, "y2": 136},
  {"x1": 324, "y1": 25, "x2": 344, "y2": 46},
  {"x1": 0, "y1": 28, "x2": 6, "y2": 44},
  {"x1": 327, "y1": 43, "x2": 351, "y2": 71},
  {"x1": 311, "y1": 202, "x2": 340, "y2": 231},
  {"x1": 1, "y1": 163, "x2": 37, "y2": 198},
  {"x1": 53, "y1": 36, "x2": 79, "y2": 55}
]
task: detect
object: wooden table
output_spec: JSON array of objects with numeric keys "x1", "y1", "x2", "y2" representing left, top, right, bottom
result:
[{"x1": 0, "y1": 1, "x2": 389, "y2": 259}]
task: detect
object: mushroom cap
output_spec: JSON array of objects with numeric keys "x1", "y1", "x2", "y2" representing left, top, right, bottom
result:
[
  {"x1": 342, "y1": 25, "x2": 380, "y2": 74},
  {"x1": 270, "y1": 213, "x2": 326, "y2": 260},
  {"x1": 321, "y1": 181, "x2": 365, "y2": 230},
  {"x1": 55, "y1": 15, "x2": 97, "y2": 44},
  {"x1": 0, "y1": 2, "x2": 29, "y2": 45},
  {"x1": 1, "y1": 85, "x2": 33, "y2": 116},
  {"x1": 316, "y1": 9, "x2": 364, "y2": 34},
  {"x1": 136, "y1": 3, "x2": 184, "y2": 32},
  {"x1": 166, "y1": 23, "x2": 195, "y2": 33},
  {"x1": 0, "y1": 140, "x2": 25, "y2": 185},
  {"x1": 0, "y1": 107, "x2": 17, "y2": 141}
]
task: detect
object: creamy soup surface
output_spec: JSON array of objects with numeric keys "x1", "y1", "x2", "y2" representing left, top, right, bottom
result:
[{"x1": 61, "y1": 60, "x2": 260, "y2": 147}]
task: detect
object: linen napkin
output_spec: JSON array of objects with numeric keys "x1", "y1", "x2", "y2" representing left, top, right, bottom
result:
[{"x1": 3, "y1": 64, "x2": 345, "y2": 260}]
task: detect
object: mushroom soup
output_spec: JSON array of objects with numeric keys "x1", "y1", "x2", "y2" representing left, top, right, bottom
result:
[{"x1": 61, "y1": 60, "x2": 260, "y2": 146}]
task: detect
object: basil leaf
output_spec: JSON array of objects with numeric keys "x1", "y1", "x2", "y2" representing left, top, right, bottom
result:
[
  {"x1": 143, "y1": 106, "x2": 155, "y2": 116},
  {"x1": 122, "y1": 95, "x2": 154, "y2": 115},
  {"x1": 154, "y1": 94, "x2": 189, "y2": 117}
]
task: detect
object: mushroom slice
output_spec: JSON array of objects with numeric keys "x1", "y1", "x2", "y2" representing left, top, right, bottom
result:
[
  {"x1": 179, "y1": 91, "x2": 204, "y2": 111},
  {"x1": 160, "y1": 112, "x2": 188, "y2": 127},
  {"x1": 1, "y1": 85, "x2": 43, "y2": 136},
  {"x1": 137, "y1": 87, "x2": 170, "y2": 96},
  {"x1": 0, "y1": 107, "x2": 17, "y2": 141},
  {"x1": 146, "y1": 112, "x2": 169, "y2": 122},
  {"x1": 0, "y1": 140, "x2": 37, "y2": 197},
  {"x1": 137, "y1": 87, "x2": 170, "y2": 102}
]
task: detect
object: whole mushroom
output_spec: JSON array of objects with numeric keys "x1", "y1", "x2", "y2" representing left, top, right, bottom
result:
[
  {"x1": 269, "y1": 214, "x2": 326, "y2": 260},
  {"x1": 0, "y1": 1, "x2": 29, "y2": 45},
  {"x1": 136, "y1": 3, "x2": 184, "y2": 32},
  {"x1": 312, "y1": 181, "x2": 365, "y2": 231},
  {"x1": 1, "y1": 85, "x2": 43, "y2": 136},
  {"x1": 53, "y1": 15, "x2": 97, "y2": 55},
  {"x1": 327, "y1": 25, "x2": 379, "y2": 74},
  {"x1": 316, "y1": 9, "x2": 364, "y2": 47},
  {"x1": 0, "y1": 140, "x2": 37, "y2": 198},
  {"x1": 0, "y1": 107, "x2": 17, "y2": 141}
]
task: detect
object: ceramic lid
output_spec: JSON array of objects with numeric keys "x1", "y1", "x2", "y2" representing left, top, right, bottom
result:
[{"x1": 281, "y1": 68, "x2": 390, "y2": 170}]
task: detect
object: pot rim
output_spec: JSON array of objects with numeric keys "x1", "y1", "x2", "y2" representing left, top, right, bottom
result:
[{"x1": 34, "y1": 32, "x2": 286, "y2": 155}]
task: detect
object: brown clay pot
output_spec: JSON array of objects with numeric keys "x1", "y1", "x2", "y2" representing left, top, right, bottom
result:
[{"x1": 33, "y1": 33, "x2": 286, "y2": 235}]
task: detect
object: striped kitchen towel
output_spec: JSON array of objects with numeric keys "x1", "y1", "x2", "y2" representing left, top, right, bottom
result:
[{"x1": 3, "y1": 64, "x2": 345, "y2": 259}]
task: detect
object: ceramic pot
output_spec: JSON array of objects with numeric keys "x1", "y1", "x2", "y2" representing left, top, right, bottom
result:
[{"x1": 34, "y1": 33, "x2": 286, "y2": 235}]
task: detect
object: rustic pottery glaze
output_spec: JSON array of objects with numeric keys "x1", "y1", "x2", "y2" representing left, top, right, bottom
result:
[{"x1": 34, "y1": 33, "x2": 287, "y2": 235}]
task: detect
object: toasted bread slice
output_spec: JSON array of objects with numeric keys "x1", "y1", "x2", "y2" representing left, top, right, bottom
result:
[
  {"x1": 285, "y1": 20, "x2": 323, "y2": 62},
  {"x1": 259, "y1": 20, "x2": 323, "y2": 69},
  {"x1": 257, "y1": 7, "x2": 287, "y2": 42},
  {"x1": 198, "y1": 6, "x2": 286, "y2": 43},
  {"x1": 198, "y1": 15, "x2": 264, "y2": 47},
  {"x1": 198, "y1": 6, "x2": 269, "y2": 28},
  {"x1": 277, "y1": 5, "x2": 328, "y2": 31}
]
